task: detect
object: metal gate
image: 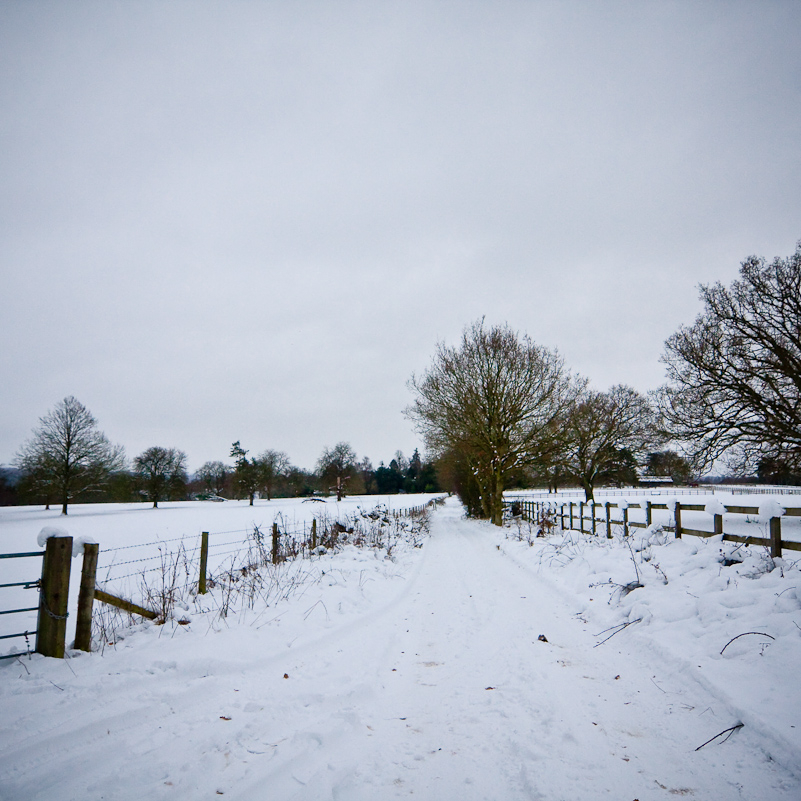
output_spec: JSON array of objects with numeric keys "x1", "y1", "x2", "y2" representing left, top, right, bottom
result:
[{"x1": 0, "y1": 549, "x2": 44, "y2": 660}]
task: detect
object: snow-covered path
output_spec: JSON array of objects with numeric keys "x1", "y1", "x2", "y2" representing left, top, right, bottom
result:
[{"x1": 2, "y1": 501, "x2": 799, "y2": 799}]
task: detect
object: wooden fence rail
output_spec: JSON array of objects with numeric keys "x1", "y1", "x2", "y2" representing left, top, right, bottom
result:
[{"x1": 506, "y1": 499, "x2": 801, "y2": 558}]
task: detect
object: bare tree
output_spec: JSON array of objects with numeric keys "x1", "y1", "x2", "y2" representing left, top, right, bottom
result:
[
  {"x1": 656, "y1": 243, "x2": 801, "y2": 472},
  {"x1": 195, "y1": 460, "x2": 231, "y2": 496},
  {"x1": 559, "y1": 385, "x2": 657, "y2": 501},
  {"x1": 317, "y1": 442, "x2": 360, "y2": 500},
  {"x1": 406, "y1": 320, "x2": 582, "y2": 525},
  {"x1": 133, "y1": 447, "x2": 188, "y2": 508},
  {"x1": 255, "y1": 449, "x2": 290, "y2": 500},
  {"x1": 15, "y1": 396, "x2": 124, "y2": 514}
]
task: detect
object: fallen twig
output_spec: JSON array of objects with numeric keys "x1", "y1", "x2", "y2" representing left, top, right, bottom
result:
[
  {"x1": 593, "y1": 618, "x2": 642, "y2": 647},
  {"x1": 694, "y1": 723, "x2": 744, "y2": 751},
  {"x1": 720, "y1": 632, "x2": 775, "y2": 655}
]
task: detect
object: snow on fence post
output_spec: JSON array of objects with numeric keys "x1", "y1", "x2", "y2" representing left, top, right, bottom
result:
[
  {"x1": 36, "y1": 535, "x2": 72, "y2": 659},
  {"x1": 605, "y1": 502, "x2": 612, "y2": 539},
  {"x1": 674, "y1": 503, "x2": 683, "y2": 538},
  {"x1": 199, "y1": 532, "x2": 209, "y2": 594},
  {"x1": 770, "y1": 517, "x2": 782, "y2": 558},
  {"x1": 74, "y1": 542, "x2": 98, "y2": 652}
]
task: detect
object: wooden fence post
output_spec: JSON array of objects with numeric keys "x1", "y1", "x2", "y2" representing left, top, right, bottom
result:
[
  {"x1": 569, "y1": 502, "x2": 574, "y2": 530},
  {"x1": 74, "y1": 542, "x2": 98, "y2": 652},
  {"x1": 591, "y1": 502, "x2": 597, "y2": 536},
  {"x1": 36, "y1": 535, "x2": 72, "y2": 659},
  {"x1": 770, "y1": 516, "x2": 782, "y2": 558},
  {"x1": 311, "y1": 518, "x2": 317, "y2": 549},
  {"x1": 272, "y1": 523, "x2": 280, "y2": 564},
  {"x1": 674, "y1": 503, "x2": 682, "y2": 539},
  {"x1": 199, "y1": 532, "x2": 209, "y2": 594},
  {"x1": 579, "y1": 502, "x2": 585, "y2": 534},
  {"x1": 714, "y1": 513, "x2": 723, "y2": 537},
  {"x1": 560, "y1": 504, "x2": 565, "y2": 530},
  {"x1": 645, "y1": 501, "x2": 652, "y2": 528},
  {"x1": 605, "y1": 502, "x2": 612, "y2": 539}
]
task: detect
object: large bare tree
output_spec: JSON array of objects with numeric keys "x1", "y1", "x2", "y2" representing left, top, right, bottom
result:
[
  {"x1": 256, "y1": 449, "x2": 290, "y2": 500},
  {"x1": 656, "y1": 243, "x2": 801, "y2": 472},
  {"x1": 407, "y1": 320, "x2": 582, "y2": 525},
  {"x1": 560, "y1": 385, "x2": 657, "y2": 501},
  {"x1": 195, "y1": 460, "x2": 231, "y2": 496},
  {"x1": 15, "y1": 396, "x2": 124, "y2": 514},
  {"x1": 133, "y1": 446, "x2": 188, "y2": 508},
  {"x1": 317, "y1": 442, "x2": 361, "y2": 500}
]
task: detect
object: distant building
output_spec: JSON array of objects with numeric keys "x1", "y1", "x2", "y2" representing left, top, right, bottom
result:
[{"x1": 638, "y1": 475, "x2": 675, "y2": 488}]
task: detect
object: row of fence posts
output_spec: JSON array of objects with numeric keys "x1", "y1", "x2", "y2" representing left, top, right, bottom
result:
[
  {"x1": 16, "y1": 501, "x2": 443, "y2": 660},
  {"x1": 513, "y1": 499, "x2": 790, "y2": 558}
]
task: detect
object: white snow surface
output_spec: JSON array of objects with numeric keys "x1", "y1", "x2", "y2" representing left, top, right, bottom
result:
[
  {"x1": 759, "y1": 499, "x2": 786, "y2": 520},
  {"x1": 704, "y1": 497, "x2": 727, "y2": 517},
  {"x1": 1, "y1": 496, "x2": 800, "y2": 799},
  {"x1": 35, "y1": 526, "x2": 69, "y2": 547}
]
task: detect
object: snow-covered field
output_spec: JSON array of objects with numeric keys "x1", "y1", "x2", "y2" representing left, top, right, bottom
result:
[
  {"x1": 0, "y1": 494, "x2": 443, "y2": 648},
  {"x1": 1, "y1": 495, "x2": 800, "y2": 799}
]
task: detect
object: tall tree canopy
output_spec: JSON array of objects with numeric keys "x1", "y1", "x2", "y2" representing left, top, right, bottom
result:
[
  {"x1": 407, "y1": 320, "x2": 581, "y2": 525},
  {"x1": 15, "y1": 396, "x2": 124, "y2": 514},
  {"x1": 657, "y1": 242, "x2": 801, "y2": 472}
]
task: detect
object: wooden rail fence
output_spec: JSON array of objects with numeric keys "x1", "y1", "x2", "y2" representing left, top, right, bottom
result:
[{"x1": 506, "y1": 499, "x2": 801, "y2": 558}]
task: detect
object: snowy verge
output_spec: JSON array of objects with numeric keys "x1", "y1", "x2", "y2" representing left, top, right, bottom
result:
[{"x1": 497, "y1": 521, "x2": 801, "y2": 777}]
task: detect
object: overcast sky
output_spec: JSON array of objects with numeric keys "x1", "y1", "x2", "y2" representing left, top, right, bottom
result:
[{"x1": 1, "y1": 1, "x2": 799, "y2": 473}]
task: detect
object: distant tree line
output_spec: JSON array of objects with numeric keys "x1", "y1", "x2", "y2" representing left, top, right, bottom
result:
[{"x1": 7, "y1": 397, "x2": 441, "y2": 512}]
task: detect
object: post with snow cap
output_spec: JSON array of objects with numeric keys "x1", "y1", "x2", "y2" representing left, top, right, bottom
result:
[
  {"x1": 761, "y1": 499, "x2": 785, "y2": 559},
  {"x1": 74, "y1": 541, "x2": 99, "y2": 652},
  {"x1": 770, "y1": 517, "x2": 782, "y2": 558},
  {"x1": 36, "y1": 530, "x2": 73, "y2": 659}
]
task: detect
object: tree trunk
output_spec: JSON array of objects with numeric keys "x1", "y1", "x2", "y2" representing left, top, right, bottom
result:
[
  {"x1": 582, "y1": 478, "x2": 594, "y2": 503},
  {"x1": 490, "y1": 469, "x2": 505, "y2": 526}
]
